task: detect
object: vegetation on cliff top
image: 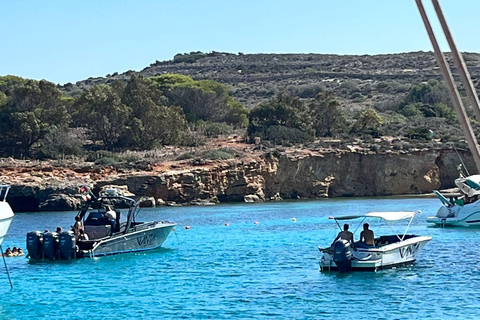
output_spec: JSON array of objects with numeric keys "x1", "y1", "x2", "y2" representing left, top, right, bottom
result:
[{"x1": 1, "y1": 51, "x2": 479, "y2": 162}]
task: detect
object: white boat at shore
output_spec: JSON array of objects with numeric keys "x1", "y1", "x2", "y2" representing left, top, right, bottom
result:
[
  {"x1": 319, "y1": 211, "x2": 431, "y2": 272},
  {"x1": 0, "y1": 185, "x2": 14, "y2": 246},
  {"x1": 427, "y1": 174, "x2": 480, "y2": 227}
]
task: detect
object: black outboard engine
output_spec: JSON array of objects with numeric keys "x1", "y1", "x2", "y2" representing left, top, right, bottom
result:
[
  {"x1": 43, "y1": 232, "x2": 59, "y2": 260},
  {"x1": 59, "y1": 231, "x2": 76, "y2": 260},
  {"x1": 333, "y1": 239, "x2": 353, "y2": 272},
  {"x1": 26, "y1": 231, "x2": 44, "y2": 260}
]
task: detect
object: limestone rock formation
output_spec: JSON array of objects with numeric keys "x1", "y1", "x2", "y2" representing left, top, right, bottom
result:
[{"x1": 1, "y1": 148, "x2": 473, "y2": 212}]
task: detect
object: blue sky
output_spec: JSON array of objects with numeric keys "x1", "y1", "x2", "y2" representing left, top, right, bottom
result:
[{"x1": 1, "y1": 1, "x2": 479, "y2": 85}]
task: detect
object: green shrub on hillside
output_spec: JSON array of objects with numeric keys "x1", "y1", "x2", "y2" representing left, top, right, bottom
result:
[
  {"x1": 405, "y1": 127, "x2": 433, "y2": 140},
  {"x1": 201, "y1": 148, "x2": 235, "y2": 160}
]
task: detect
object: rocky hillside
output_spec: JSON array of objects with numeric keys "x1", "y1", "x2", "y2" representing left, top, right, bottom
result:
[
  {"x1": 6, "y1": 51, "x2": 480, "y2": 211},
  {"x1": 62, "y1": 51, "x2": 480, "y2": 110}
]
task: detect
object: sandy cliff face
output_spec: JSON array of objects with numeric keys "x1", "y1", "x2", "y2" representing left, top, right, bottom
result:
[
  {"x1": 265, "y1": 151, "x2": 442, "y2": 198},
  {"x1": 2, "y1": 148, "x2": 472, "y2": 211}
]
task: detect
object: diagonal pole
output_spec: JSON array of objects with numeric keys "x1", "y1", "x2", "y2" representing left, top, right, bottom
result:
[
  {"x1": 415, "y1": 0, "x2": 480, "y2": 173},
  {"x1": 0, "y1": 244, "x2": 13, "y2": 290},
  {"x1": 431, "y1": 0, "x2": 480, "y2": 124}
]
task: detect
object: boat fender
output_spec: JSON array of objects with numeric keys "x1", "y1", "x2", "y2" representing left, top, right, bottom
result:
[
  {"x1": 26, "y1": 231, "x2": 44, "y2": 260},
  {"x1": 59, "y1": 231, "x2": 76, "y2": 260},
  {"x1": 333, "y1": 239, "x2": 352, "y2": 272},
  {"x1": 43, "y1": 232, "x2": 60, "y2": 261}
]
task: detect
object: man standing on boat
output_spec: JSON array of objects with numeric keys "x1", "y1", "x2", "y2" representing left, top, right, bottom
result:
[
  {"x1": 331, "y1": 224, "x2": 354, "y2": 248},
  {"x1": 359, "y1": 223, "x2": 375, "y2": 248}
]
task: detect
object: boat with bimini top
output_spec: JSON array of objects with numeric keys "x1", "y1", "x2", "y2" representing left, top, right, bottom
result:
[
  {"x1": 26, "y1": 186, "x2": 176, "y2": 260},
  {"x1": 319, "y1": 211, "x2": 431, "y2": 272}
]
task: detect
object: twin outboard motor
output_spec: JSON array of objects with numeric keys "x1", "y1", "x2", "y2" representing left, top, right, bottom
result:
[
  {"x1": 26, "y1": 231, "x2": 44, "y2": 260},
  {"x1": 333, "y1": 239, "x2": 353, "y2": 272},
  {"x1": 43, "y1": 232, "x2": 60, "y2": 260},
  {"x1": 59, "y1": 231, "x2": 76, "y2": 260},
  {"x1": 27, "y1": 230, "x2": 78, "y2": 261}
]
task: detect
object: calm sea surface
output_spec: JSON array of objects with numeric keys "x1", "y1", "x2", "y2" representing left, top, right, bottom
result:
[{"x1": 0, "y1": 197, "x2": 479, "y2": 319}]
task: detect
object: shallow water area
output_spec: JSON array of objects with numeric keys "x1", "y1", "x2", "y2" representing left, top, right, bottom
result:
[{"x1": 0, "y1": 197, "x2": 479, "y2": 319}]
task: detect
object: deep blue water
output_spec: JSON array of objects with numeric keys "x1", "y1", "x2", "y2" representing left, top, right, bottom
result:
[{"x1": 0, "y1": 197, "x2": 479, "y2": 319}]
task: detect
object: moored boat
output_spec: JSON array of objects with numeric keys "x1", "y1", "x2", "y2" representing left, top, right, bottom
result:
[
  {"x1": 428, "y1": 173, "x2": 480, "y2": 227},
  {"x1": 319, "y1": 211, "x2": 431, "y2": 272},
  {"x1": 26, "y1": 186, "x2": 176, "y2": 260}
]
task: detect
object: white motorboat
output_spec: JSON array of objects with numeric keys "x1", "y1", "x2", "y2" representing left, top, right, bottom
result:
[
  {"x1": 427, "y1": 174, "x2": 480, "y2": 227},
  {"x1": 26, "y1": 187, "x2": 176, "y2": 260},
  {"x1": 319, "y1": 211, "x2": 431, "y2": 272},
  {"x1": 0, "y1": 185, "x2": 14, "y2": 246}
]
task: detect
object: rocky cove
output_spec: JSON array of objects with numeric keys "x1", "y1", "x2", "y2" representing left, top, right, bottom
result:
[{"x1": 0, "y1": 140, "x2": 472, "y2": 212}]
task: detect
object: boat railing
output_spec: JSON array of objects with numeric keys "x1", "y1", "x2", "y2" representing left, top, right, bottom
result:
[{"x1": 0, "y1": 185, "x2": 10, "y2": 202}]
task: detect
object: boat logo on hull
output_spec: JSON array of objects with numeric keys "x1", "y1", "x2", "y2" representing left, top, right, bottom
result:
[
  {"x1": 137, "y1": 233, "x2": 157, "y2": 247},
  {"x1": 399, "y1": 243, "x2": 420, "y2": 259}
]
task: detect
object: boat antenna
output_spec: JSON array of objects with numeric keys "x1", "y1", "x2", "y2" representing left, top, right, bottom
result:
[
  {"x1": 0, "y1": 244, "x2": 13, "y2": 290},
  {"x1": 454, "y1": 145, "x2": 470, "y2": 177}
]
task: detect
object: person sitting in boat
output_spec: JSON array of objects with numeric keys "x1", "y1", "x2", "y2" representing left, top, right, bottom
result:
[
  {"x1": 11, "y1": 247, "x2": 19, "y2": 256},
  {"x1": 103, "y1": 205, "x2": 117, "y2": 233},
  {"x1": 56, "y1": 226, "x2": 63, "y2": 233},
  {"x1": 72, "y1": 216, "x2": 84, "y2": 238},
  {"x1": 358, "y1": 223, "x2": 375, "y2": 248},
  {"x1": 78, "y1": 229, "x2": 89, "y2": 241},
  {"x1": 17, "y1": 248, "x2": 25, "y2": 256},
  {"x1": 331, "y1": 224, "x2": 354, "y2": 248}
]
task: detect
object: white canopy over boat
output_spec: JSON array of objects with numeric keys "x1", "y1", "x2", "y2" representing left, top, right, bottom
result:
[
  {"x1": 331, "y1": 211, "x2": 416, "y2": 221},
  {"x1": 320, "y1": 210, "x2": 430, "y2": 272}
]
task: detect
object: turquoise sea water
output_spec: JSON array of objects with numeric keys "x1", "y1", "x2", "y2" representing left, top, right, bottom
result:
[{"x1": 0, "y1": 197, "x2": 479, "y2": 319}]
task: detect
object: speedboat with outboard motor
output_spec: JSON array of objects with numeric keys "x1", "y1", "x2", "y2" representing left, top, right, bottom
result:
[
  {"x1": 427, "y1": 173, "x2": 480, "y2": 227},
  {"x1": 319, "y1": 211, "x2": 431, "y2": 272},
  {"x1": 26, "y1": 186, "x2": 176, "y2": 260}
]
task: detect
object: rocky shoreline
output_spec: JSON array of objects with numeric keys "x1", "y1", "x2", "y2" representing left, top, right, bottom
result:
[{"x1": 0, "y1": 142, "x2": 471, "y2": 212}]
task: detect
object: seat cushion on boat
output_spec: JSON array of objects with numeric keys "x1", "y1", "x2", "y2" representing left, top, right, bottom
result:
[{"x1": 84, "y1": 225, "x2": 111, "y2": 239}]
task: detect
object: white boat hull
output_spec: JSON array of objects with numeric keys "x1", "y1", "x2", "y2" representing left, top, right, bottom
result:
[
  {"x1": 0, "y1": 195, "x2": 14, "y2": 246},
  {"x1": 427, "y1": 201, "x2": 480, "y2": 227},
  {"x1": 88, "y1": 222, "x2": 176, "y2": 257},
  {"x1": 320, "y1": 235, "x2": 432, "y2": 271}
]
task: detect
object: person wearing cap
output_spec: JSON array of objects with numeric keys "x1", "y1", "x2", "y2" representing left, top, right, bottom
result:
[{"x1": 359, "y1": 223, "x2": 375, "y2": 248}]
